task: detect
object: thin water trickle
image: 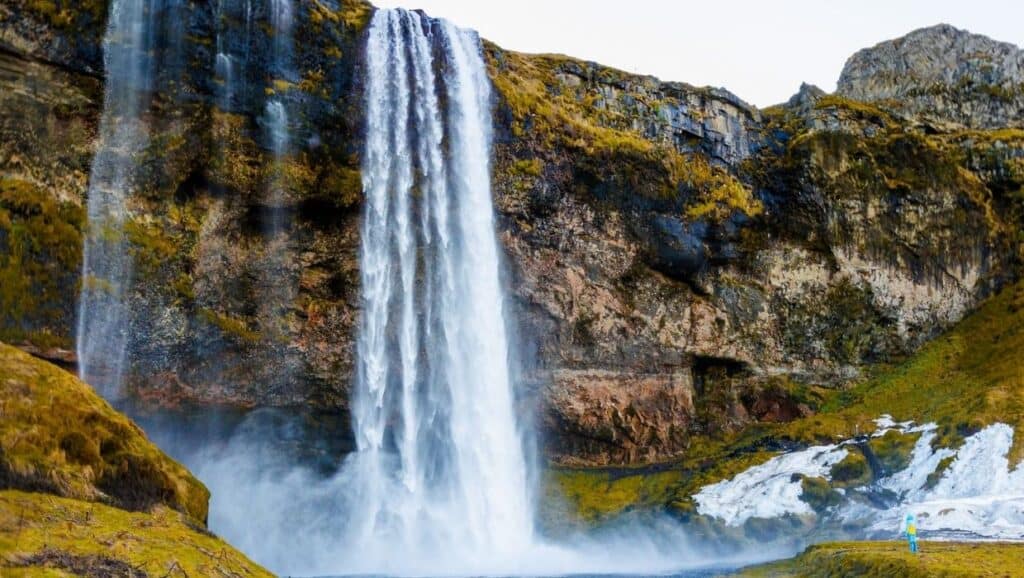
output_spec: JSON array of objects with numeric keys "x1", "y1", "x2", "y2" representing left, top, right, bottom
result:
[{"x1": 76, "y1": 0, "x2": 156, "y2": 397}]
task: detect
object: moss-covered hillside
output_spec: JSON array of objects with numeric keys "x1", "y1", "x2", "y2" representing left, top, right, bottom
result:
[
  {"x1": 0, "y1": 490, "x2": 272, "y2": 577},
  {"x1": 0, "y1": 343, "x2": 209, "y2": 520},
  {"x1": 0, "y1": 342, "x2": 270, "y2": 575},
  {"x1": 734, "y1": 541, "x2": 1024, "y2": 577}
]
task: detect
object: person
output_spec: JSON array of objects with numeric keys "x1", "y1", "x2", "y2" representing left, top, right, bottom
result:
[{"x1": 902, "y1": 513, "x2": 919, "y2": 553}]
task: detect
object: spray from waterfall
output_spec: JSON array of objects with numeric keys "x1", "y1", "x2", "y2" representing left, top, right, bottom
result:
[{"x1": 76, "y1": 0, "x2": 156, "y2": 397}]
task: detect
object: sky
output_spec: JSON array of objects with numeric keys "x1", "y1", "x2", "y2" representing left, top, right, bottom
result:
[{"x1": 373, "y1": 0, "x2": 1024, "y2": 108}]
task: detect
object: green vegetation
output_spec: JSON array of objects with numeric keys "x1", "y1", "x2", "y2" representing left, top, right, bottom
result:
[
  {"x1": 487, "y1": 47, "x2": 761, "y2": 221},
  {"x1": 20, "y1": 0, "x2": 106, "y2": 31},
  {"x1": 0, "y1": 342, "x2": 271, "y2": 575},
  {"x1": 0, "y1": 343, "x2": 209, "y2": 522},
  {"x1": 547, "y1": 468, "x2": 683, "y2": 522},
  {"x1": 199, "y1": 308, "x2": 261, "y2": 344},
  {"x1": 798, "y1": 477, "x2": 842, "y2": 513},
  {"x1": 829, "y1": 449, "x2": 871, "y2": 488},
  {"x1": 866, "y1": 430, "x2": 919, "y2": 477},
  {"x1": 0, "y1": 490, "x2": 271, "y2": 577},
  {"x1": 0, "y1": 178, "x2": 83, "y2": 349},
  {"x1": 814, "y1": 94, "x2": 893, "y2": 125},
  {"x1": 735, "y1": 541, "x2": 1024, "y2": 577}
]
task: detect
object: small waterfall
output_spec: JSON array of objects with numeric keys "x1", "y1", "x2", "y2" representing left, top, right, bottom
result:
[
  {"x1": 256, "y1": 0, "x2": 297, "y2": 378},
  {"x1": 264, "y1": 0, "x2": 293, "y2": 211},
  {"x1": 343, "y1": 7, "x2": 534, "y2": 570},
  {"x1": 76, "y1": 0, "x2": 157, "y2": 396}
]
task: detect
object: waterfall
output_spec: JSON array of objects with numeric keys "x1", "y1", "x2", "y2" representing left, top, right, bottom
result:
[
  {"x1": 76, "y1": 0, "x2": 156, "y2": 396},
  {"x1": 343, "y1": 7, "x2": 534, "y2": 570},
  {"x1": 265, "y1": 0, "x2": 293, "y2": 191}
]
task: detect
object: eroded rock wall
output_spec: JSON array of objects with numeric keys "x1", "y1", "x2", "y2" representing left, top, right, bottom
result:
[{"x1": 0, "y1": 4, "x2": 1021, "y2": 466}]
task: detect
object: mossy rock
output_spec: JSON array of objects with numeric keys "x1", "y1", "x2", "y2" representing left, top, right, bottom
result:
[
  {"x1": 829, "y1": 448, "x2": 872, "y2": 488},
  {"x1": 0, "y1": 178, "x2": 84, "y2": 349},
  {"x1": 0, "y1": 490, "x2": 272, "y2": 577},
  {"x1": 798, "y1": 476, "x2": 842, "y2": 513},
  {"x1": 0, "y1": 343, "x2": 209, "y2": 522},
  {"x1": 866, "y1": 430, "x2": 919, "y2": 477},
  {"x1": 546, "y1": 467, "x2": 683, "y2": 523}
]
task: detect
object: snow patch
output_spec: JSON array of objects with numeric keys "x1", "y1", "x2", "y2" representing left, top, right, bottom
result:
[
  {"x1": 694, "y1": 417, "x2": 1024, "y2": 540},
  {"x1": 867, "y1": 423, "x2": 1024, "y2": 540},
  {"x1": 694, "y1": 445, "x2": 848, "y2": 526}
]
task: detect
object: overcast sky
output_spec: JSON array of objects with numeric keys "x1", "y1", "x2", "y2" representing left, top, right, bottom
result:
[{"x1": 374, "y1": 0, "x2": 1024, "y2": 108}]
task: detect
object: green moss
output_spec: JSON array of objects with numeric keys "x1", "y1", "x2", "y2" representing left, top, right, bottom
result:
[
  {"x1": 512, "y1": 158, "x2": 544, "y2": 177},
  {"x1": 198, "y1": 308, "x2": 261, "y2": 344},
  {"x1": 867, "y1": 430, "x2": 919, "y2": 477},
  {"x1": 487, "y1": 47, "x2": 759, "y2": 221},
  {"x1": 830, "y1": 449, "x2": 871, "y2": 488},
  {"x1": 0, "y1": 343, "x2": 209, "y2": 522},
  {"x1": 0, "y1": 178, "x2": 83, "y2": 349},
  {"x1": 814, "y1": 94, "x2": 892, "y2": 125},
  {"x1": 207, "y1": 109, "x2": 263, "y2": 194},
  {"x1": 124, "y1": 217, "x2": 177, "y2": 274},
  {"x1": 735, "y1": 541, "x2": 1024, "y2": 577},
  {"x1": 21, "y1": 0, "x2": 106, "y2": 30},
  {"x1": 339, "y1": 0, "x2": 372, "y2": 32},
  {"x1": 924, "y1": 455, "x2": 956, "y2": 491},
  {"x1": 0, "y1": 491, "x2": 272, "y2": 577},
  {"x1": 548, "y1": 468, "x2": 683, "y2": 522},
  {"x1": 799, "y1": 476, "x2": 842, "y2": 513}
]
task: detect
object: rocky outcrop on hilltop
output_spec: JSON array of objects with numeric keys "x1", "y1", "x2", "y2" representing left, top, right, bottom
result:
[
  {"x1": 837, "y1": 24, "x2": 1024, "y2": 129},
  {"x1": 0, "y1": 3, "x2": 1021, "y2": 467}
]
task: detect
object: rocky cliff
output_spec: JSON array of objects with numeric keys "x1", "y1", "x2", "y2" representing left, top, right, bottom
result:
[{"x1": 0, "y1": 5, "x2": 1021, "y2": 468}]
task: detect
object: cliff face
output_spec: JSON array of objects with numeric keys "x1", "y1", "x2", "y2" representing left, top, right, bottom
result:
[
  {"x1": 0, "y1": 6, "x2": 1021, "y2": 466},
  {"x1": 2, "y1": 0, "x2": 371, "y2": 407},
  {"x1": 487, "y1": 36, "x2": 1021, "y2": 464}
]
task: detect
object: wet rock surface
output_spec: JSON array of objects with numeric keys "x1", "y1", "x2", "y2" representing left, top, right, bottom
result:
[{"x1": 0, "y1": 3, "x2": 1021, "y2": 466}]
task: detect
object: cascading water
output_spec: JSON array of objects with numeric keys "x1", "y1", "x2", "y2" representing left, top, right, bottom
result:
[
  {"x1": 256, "y1": 0, "x2": 298, "y2": 377},
  {"x1": 265, "y1": 0, "x2": 293, "y2": 219},
  {"x1": 342, "y1": 8, "x2": 535, "y2": 569},
  {"x1": 76, "y1": 0, "x2": 156, "y2": 396}
]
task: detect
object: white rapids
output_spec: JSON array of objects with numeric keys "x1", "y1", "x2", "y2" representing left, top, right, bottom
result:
[{"x1": 695, "y1": 415, "x2": 1024, "y2": 540}]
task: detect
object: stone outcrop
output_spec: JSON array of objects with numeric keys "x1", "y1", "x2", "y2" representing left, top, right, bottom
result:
[
  {"x1": 0, "y1": 3, "x2": 1021, "y2": 467},
  {"x1": 837, "y1": 24, "x2": 1024, "y2": 129}
]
